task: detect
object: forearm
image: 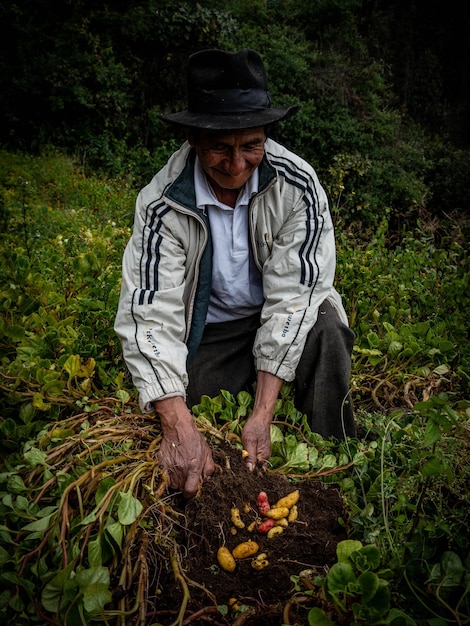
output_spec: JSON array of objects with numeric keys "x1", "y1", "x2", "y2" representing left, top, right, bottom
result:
[
  {"x1": 154, "y1": 396, "x2": 193, "y2": 433},
  {"x1": 252, "y1": 370, "x2": 284, "y2": 422}
]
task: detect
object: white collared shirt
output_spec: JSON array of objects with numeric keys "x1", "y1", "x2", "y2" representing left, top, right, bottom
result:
[{"x1": 194, "y1": 157, "x2": 264, "y2": 323}]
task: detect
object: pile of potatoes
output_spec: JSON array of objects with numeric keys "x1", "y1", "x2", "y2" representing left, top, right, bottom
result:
[{"x1": 217, "y1": 489, "x2": 299, "y2": 572}]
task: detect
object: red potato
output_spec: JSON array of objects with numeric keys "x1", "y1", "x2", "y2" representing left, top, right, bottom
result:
[
  {"x1": 257, "y1": 518, "x2": 275, "y2": 534},
  {"x1": 257, "y1": 491, "x2": 271, "y2": 515}
]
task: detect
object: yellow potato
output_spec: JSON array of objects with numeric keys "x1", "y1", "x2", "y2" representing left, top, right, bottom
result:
[
  {"x1": 217, "y1": 546, "x2": 236, "y2": 572},
  {"x1": 267, "y1": 526, "x2": 284, "y2": 539},
  {"x1": 251, "y1": 553, "x2": 269, "y2": 570},
  {"x1": 230, "y1": 507, "x2": 245, "y2": 529},
  {"x1": 265, "y1": 506, "x2": 290, "y2": 519},
  {"x1": 288, "y1": 504, "x2": 299, "y2": 522},
  {"x1": 274, "y1": 489, "x2": 300, "y2": 510},
  {"x1": 275, "y1": 517, "x2": 289, "y2": 528},
  {"x1": 232, "y1": 541, "x2": 259, "y2": 559}
]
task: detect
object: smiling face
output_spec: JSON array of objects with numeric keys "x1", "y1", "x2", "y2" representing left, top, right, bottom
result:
[{"x1": 188, "y1": 127, "x2": 266, "y2": 199}]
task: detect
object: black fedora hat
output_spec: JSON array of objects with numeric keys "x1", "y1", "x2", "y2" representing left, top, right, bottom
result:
[{"x1": 159, "y1": 48, "x2": 300, "y2": 130}]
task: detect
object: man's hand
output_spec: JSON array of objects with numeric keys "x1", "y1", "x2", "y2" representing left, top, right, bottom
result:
[
  {"x1": 242, "y1": 371, "x2": 284, "y2": 471},
  {"x1": 155, "y1": 396, "x2": 215, "y2": 499}
]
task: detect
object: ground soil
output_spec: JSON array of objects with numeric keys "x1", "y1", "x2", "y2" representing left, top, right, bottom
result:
[{"x1": 153, "y1": 442, "x2": 347, "y2": 625}]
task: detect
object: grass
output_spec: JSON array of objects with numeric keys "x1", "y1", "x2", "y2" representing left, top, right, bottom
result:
[{"x1": 0, "y1": 149, "x2": 468, "y2": 625}]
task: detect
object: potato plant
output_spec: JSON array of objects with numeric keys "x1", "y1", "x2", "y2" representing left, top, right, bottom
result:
[{"x1": 0, "y1": 151, "x2": 469, "y2": 624}]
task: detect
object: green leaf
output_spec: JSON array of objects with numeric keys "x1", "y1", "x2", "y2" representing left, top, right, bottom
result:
[
  {"x1": 422, "y1": 420, "x2": 441, "y2": 446},
  {"x1": 359, "y1": 544, "x2": 381, "y2": 570},
  {"x1": 7, "y1": 474, "x2": 26, "y2": 494},
  {"x1": 63, "y1": 354, "x2": 81, "y2": 378},
  {"x1": 41, "y1": 563, "x2": 77, "y2": 613},
  {"x1": 430, "y1": 551, "x2": 464, "y2": 588},
  {"x1": 88, "y1": 537, "x2": 102, "y2": 568},
  {"x1": 420, "y1": 456, "x2": 444, "y2": 477},
  {"x1": 105, "y1": 520, "x2": 124, "y2": 550},
  {"x1": 286, "y1": 441, "x2": 309, "y2": 470},
  {"x1": 23, "y1": 446, "x2": 48, "y2": 468},
  {"x1": 336, "y1": 540, "x2": 363, "y2": 563},
  {"x1": 82, "y1": 582, "x2": 112, "y2": 614},
  {"x1": 270, "y1": 424, "x2": 284, "y2": 444},
  {"x1": 21, "y1": 509, "x2": 57, "y2": 532},
  {"x1": 95, "y1": 477, "x2": 116, "y2": 505},
  {"x1": 386, "y1": 608, "x2": 418, "y2": 625},
  {"x1": 358, "y1": 571, "x2": 380, "y2": 602},
  {"x1": 308, "y1": 607, "x2": 335, "y2": 625},
  {"x1": 117, "y1": 491, "x2": 143, "y2": 525},
  {"x1": 327, "y1": 562, "x2": 356, "y2": 596}
]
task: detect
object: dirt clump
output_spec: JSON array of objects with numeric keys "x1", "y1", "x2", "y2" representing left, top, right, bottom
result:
[{"x1": 155, "y1": 442, "x2": 347, "y2": 623}]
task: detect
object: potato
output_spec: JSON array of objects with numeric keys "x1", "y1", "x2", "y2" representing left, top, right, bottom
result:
[
  {"x1": 257, "y1": 491, "x2": 271, "y2": 515},
  {"x1": 247, "y1": 520, "x2": 257, "y2": 533},
  {"x1": 275, "y1": 517, "x2": 289, "y2": 528},
  {"x1": 257, "y1": 518, "x2": 275, "y2": 534},
  {"x1": 265, "y1": 506, "x2": 289, "y2": 520},
  {"x1": 232, "y1": 541, "x2": 259, "y2": 559},
  {"x1": 230, "y1": 507, "x2": 245, "y2": 529},
  {"x1": 267, "y1": 526, "x2": 284, "y2": 539},
  {"x1": 251, "y1": 553, "x2": 269, "y2": 570},
  {"x1": 217, "y1": 546, "x2": 236, "y2": 572},
  {"x1": 288, "y1": 504, "x2": 299, "y2": 522},
  {"x1": 274, "y1": 489, "x2": 299, "y2": 510}
]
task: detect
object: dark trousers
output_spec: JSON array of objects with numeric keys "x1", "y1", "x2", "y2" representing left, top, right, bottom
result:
[{"x1": 187, "y1": 299, "x2": 356, "y2": 439}]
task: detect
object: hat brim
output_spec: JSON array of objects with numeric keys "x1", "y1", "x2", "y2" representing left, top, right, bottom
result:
[{"x1": 158, "y1": 105, "x2": 300, "y2": 130}]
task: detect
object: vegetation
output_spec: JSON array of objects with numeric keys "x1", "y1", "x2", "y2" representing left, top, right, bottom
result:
[
  {"x1": 0, "y1": 149, "x2": 468, "y2": 625},
  {"x1": 0, "y1": 0, "x2": 469, "y2": 624}
]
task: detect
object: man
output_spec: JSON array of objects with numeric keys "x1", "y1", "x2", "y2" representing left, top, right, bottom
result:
[{"x1": 115, "y1": 48, "x2": 355, "y2": 498}]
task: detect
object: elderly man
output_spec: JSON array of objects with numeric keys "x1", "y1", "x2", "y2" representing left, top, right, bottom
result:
[{"x1": 115, "y1": 48, "x2": 355, "y2": 498}]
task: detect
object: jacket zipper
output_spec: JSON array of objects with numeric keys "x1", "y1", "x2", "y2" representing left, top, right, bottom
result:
[{"x1": 163, "y1": 196, "x2": 209, "y2": 342}]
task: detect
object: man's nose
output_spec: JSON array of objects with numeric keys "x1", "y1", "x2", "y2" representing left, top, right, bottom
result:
[{"x1": 226, "y1": 150, "x2": 245, "y2": 176}]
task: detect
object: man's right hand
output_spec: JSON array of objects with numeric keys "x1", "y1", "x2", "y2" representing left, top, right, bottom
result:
[{"x1": 155, "y1": 396, "x2": 215, "y2": 499}]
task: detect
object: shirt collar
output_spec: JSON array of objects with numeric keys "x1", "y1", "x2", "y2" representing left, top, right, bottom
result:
[{"x1": 194, "y1": 156, "x2": 259, "y2": 211}]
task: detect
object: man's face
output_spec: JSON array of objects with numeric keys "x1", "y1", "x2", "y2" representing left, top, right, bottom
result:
[{"x1": 189, "y1": 127, "x2": 266, "y2": 191}]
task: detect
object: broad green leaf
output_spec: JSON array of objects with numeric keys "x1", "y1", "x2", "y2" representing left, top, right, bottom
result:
[
  {"x1": 318, "y1": 454, "x2": 338, "y2": 470},
  {"x1": 337, "y1": 540, "x2": 363, "y2": 563},
  {"x1": 326, "y1": 562, "x2": 356, "y2": 596},
  {"x1": 87, "y1": 537, "x2": 102, "y2": 568},
  {"x1": 359, "y1": 544, "x2": 381, "y2": 570},
  {"x1": 105, "y1": 521, "x2": 123, "y2": 547},
  {"x1": 308, "y1": 607, "x2": 335, "y2": 625},
  {"x1": 7, "y1": 474, "x2": 26, "y2": 494},
  {"x1": 41, "y1": 563, "x2": 77, "y2": 612},
  {"x1": 420, "y1": 456, "x2": 444, "y2": 477},
  {"x1": 422, "y1": 420, "x2": 441, "y2": 447},
  {"x1": 63, "y1": 354, "x2": 81, "y2": 378},
  {"x1": 0, "y1": 545, "x2": 12, "y2": 565},
  {"x1": 82, "y1": 582, "x2": 112, "y2": 614},
  {"x1": 286, "y1": 441, "x2": 309, "y2": 470},
  {"x1": 358, "y1": 571, "x2": 380, "y2": 602},
  {"x1": 75, "y1": 565, "x2": 109, "y2": 590},
  {"x1": 117, "y1": 491, "x2": 143, "y2": 525},
  {"x1": 386, "y1": 608, "x2": 418, "y2": 625},
  {"x1": 95, "y1": 477, "x2": 116, "y2": 505},
  {"x1": 23, "y1": 446, "x2": 48, "y2": 468},
  {"x1": 22, "y1": 510, "x2": 57, "y2": 532},
  {"x1": 430, "y1": 551, "x2": 464, "y2": 588},
  {"x1": 270, "y1": 424, "x2": 284, "y2": 444},
  {"x1": 365, "y1": 579, "x2": 390, "y2": 615},
  {"x1": 116, "y1": 389, "x2": 130, "y2": 404}
]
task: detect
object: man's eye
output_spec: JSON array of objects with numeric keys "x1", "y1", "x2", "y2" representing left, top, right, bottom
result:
[{"x1": 211, "y1": 145, "x2": 228, "y2": 153}]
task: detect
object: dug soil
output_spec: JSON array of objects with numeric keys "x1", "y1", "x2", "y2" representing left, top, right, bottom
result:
[{"x1": 154, "y1": 442, "x2": 347, "y2": 624}]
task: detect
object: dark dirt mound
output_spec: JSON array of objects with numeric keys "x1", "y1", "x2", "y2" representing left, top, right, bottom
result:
[{"x1": 155, "y1": 443, "x2": 347, "y2": 624}]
